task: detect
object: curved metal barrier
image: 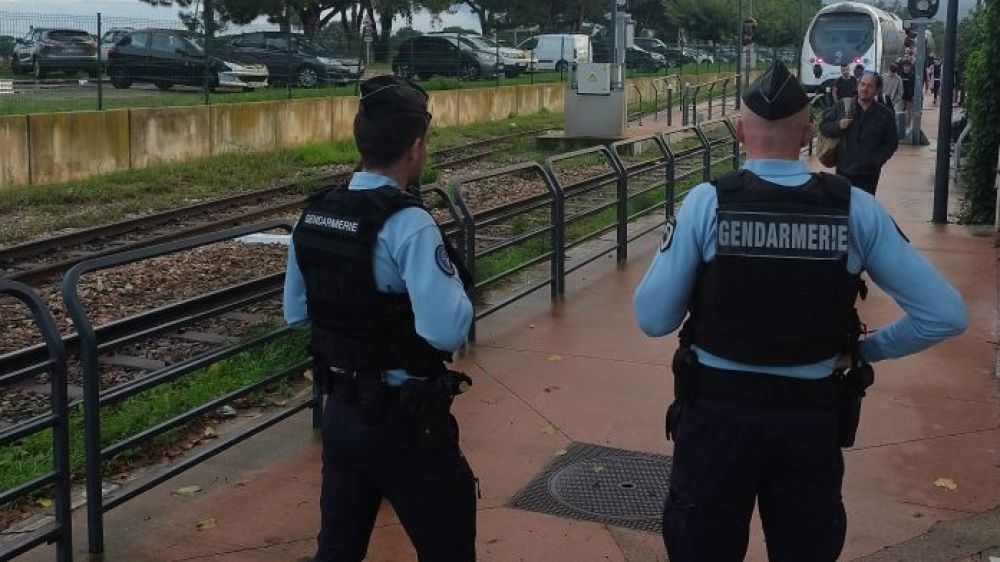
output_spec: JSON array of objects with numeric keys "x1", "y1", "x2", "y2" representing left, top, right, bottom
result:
[
  {"x1": 60, "y1": 220, "x2": 309, "y2": 556},
  {"x1": 451, "y1": 163, "x2": 560, "y2": 335},
  {"x1": 0, "y1": 281, "x2": 71, "y2": 562},
  {"x1": 545, "y1": 145, "x2": 628, "y2": 293},
  {"x1": 610, "y1": 134, "x2": 675, "y2": 239}
]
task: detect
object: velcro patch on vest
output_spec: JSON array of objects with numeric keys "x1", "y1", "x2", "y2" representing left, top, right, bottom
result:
[
  {"x1": 716, "y1": 211, "x2": 849, "y2": 260},
  {"x1": 301, "y1": 211, "x2": 362, "y2": 236}
]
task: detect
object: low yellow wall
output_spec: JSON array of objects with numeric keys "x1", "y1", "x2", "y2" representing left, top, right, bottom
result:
[
  {"x1": 331, "y1": 96, "x2": 358, "y2": 141},
  {"x1": 29, "y1": 110, "x2": 129, "y2": 185},
  {"x1": 278, "y1": 98, "x2": 332, "y2": 148},
  {"x1": 130, "y1": 106, "x2": 211, "y2": 169},
  {"x1": 1, "y1": 75, "x2": 747, "y2": 188},
  {"x1": 427, "y1": 90, "x2": 460, "y2": 128},
  {"x1": 212, "y1": 101, "x2": 280, "y2": 155},
  {"x1": 0, "y1": 116, "x2": 29, "y2": 188}
]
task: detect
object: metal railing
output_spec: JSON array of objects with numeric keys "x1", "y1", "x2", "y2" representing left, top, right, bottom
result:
[
  {"x1": 59, "y1": 220, "x2": 311, "y2": 556},
  {"x1": 452, "y1": 118, "x2": 737, "y2": 337},
  {"x1": 0, "y1": 281, "x2": 71, "y2": 562},
  {"x1": 546, "y1": 145, "x2": 628, "y2": 292},
  {"x1": 682, "y1": 75, "x2": 738, "y2": 126}
]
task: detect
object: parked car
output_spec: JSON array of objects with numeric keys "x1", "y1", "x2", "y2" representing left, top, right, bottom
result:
[
  {"x1": 100, "y1": 27, "x2": 133, "y2": 63},
  {"x1": 429, "y1": 32, "x2": 535, "y2": 77},
  {"x1": 633, "y1": 38, "x2": 688, "y2": 67},
  {"x1": 684, "y1": 47, "x2": 715, "y2": 65},
  {"x1": 392, "y1": 35, "x2": 502, "y2": 80},
  {"x1": 107, "y1": 29, "x2": 268, "y2": 91},
  {"x1": 221, "y1": 32, "x2": 363, "y2": 87},
  {"x1": 11, "y1": 28, "x2": 98, "y2": 79},
  {"x1": 516, "y1": 34, "x2": 591, "y2": 72},
  {"x1": 593, "y1": 39, "x2": 668, "y2": 72}
]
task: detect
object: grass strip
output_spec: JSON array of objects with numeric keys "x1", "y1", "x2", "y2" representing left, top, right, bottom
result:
[
  {"x1": 0, "y1": 327, "x2": 309, "y2": 503},
  {"x1": 0, "y1": 111, "x2": 564, "y2": 247}
]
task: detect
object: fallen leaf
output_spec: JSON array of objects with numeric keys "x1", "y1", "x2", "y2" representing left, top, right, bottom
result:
[
  {"x1": 933, "y1": 477, "x2": 957, "y2": 490},
  {"x1": 36, "y1": 498, "x2": 53, "y2": 508},
  {"x1": 173, "y1": 485, "x2": 202, "y2": 496},
  {"x1": 547, "y1": 355, "x2": 564, "y2": 362},
  {"x1": 541, "y1": 425, "x2": 557, "y2": 436},
  {"x1": 303, "y1": 369, "x2": 314, "y2": 382},
  {"x1": 543, "y1": 386, "x2": 562, "y2": 393},
  {"x1": 202, "y1": 426, "x2": 218, "y2": 439},
  {"x1": 593, "y1": 465, "x2": 605, "y2": 473},
  {"x1": 196, "y1": 518, "x2": 217, "y2": 531},
  {"x1": 528, "y1": 324, "x2": 536, "y2": 329},
  {"x1": 555, "y1": 449, "x2": 567, "y2": 456}
]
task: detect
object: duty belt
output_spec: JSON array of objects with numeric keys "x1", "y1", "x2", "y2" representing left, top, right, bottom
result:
[{"x1": 696, "y1": 364, "x2": 841, "y2": 410}]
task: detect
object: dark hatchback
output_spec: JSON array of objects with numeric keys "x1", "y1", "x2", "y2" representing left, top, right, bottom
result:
[
  {"x1": 392, "y1": 35, "x2": 502, "y2": 81},
  {"x1": 221, "y1": 32, "x2": 364, "y2": 87},
  {"x1": 106, "y1": 29, "x2": 269, "y2": 91}
]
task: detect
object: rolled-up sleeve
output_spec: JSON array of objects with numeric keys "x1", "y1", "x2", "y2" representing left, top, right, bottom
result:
[
  {"x1": 853, "y1": 193, "x2": 967, "y2": 362},
  {"x1": 634, "y1": 184, "x2": 714, "y2": 336},
  {"x1": 392, "y1": 221, "x2": 473, "y2": 352}
]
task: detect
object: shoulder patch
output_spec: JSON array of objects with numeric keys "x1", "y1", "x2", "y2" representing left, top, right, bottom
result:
[
  {"x1": 435, "y1": 244, "x2": 456, "y2": 276},
  {"x1": 659, "y1": 217, "x2": 677, "y2": 252}
]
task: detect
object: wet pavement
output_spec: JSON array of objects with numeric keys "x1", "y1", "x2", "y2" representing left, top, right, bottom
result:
[{"x1": 19, "y1": 101, "x2": 999, "y2": 561}]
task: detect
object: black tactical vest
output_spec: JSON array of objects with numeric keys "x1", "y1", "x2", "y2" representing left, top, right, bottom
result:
[
  {"x1": 686, "y1": 170, "x2": 861, "y2": 366},
  {"x1": 292, "y1": 184, "x2": 452, "y2": 375}
]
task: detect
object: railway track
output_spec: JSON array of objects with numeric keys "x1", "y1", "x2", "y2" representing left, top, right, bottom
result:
[{"x1": 0, "y1": 127, "x2": 549, "y2": 286}]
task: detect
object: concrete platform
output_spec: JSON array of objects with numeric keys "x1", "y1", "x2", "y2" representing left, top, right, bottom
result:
[{"x1": 21, "y1": 101, "x2": 999, "y2": 561}]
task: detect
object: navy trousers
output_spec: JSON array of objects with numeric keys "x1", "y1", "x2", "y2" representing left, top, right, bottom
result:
[
  {"x1": 313, "y1": 397, "x2": 477, "y2": 562},
  {"x1": 663, "y1": 398, "x2": 846, "y2": 562}
]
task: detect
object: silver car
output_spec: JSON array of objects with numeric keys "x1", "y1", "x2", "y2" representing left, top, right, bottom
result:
[{"x1": 11, "y1": 28, "x2": 99, "y2": 79}]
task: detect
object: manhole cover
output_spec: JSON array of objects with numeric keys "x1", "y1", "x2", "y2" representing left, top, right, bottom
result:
[{"x1": 509, "y1": 442, "x2": 672, "y2": 532}]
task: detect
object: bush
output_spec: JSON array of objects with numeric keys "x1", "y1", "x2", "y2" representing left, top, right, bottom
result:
[{"x1": 958, "y1": 2, "x2": 1000, "y2": 224}]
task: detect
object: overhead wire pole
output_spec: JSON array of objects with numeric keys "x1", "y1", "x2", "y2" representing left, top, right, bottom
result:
[
  {"x1": 933, "y1": 0, "x2": 960, "y2": 223},
  {"x1": 203, "y1": 0, "x2": 215, "y2": 105}
]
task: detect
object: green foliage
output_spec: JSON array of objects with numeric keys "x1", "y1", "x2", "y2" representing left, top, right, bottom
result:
[
  {"x1": 661, "y1": 0, "x2": 820, "y2": 45},
  {"x1": 958, "y1": 2, "x2": 1000, "y2": 224},
  {"x1": 0, "y1": 328, "x2": 309, "y2": 497}
]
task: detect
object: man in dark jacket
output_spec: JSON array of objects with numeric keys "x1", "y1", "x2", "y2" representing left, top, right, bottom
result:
[
  {"x1": 820, "y1": 73, "x2": 899, "y2": 195},
  {"x1": 833, "y1": 64, "x2": 858, "y2": 101}
]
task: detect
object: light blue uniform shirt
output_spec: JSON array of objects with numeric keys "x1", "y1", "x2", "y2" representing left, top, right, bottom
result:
[
  {"x1": 283, "y1": 172, "x2": 473, "y2": 386},
  {"x1": 634, "y1": 159, "x2": 968, "y2": 379}
]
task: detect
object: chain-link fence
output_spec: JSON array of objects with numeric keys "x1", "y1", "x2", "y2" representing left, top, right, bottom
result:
[{"x1": 0, "y1": 10, "x2": 800, "y2": 117}]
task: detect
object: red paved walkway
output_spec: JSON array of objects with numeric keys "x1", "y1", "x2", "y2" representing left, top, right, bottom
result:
[{"x1": 23, "y1": 103, "x2": 999, "y2": 562}]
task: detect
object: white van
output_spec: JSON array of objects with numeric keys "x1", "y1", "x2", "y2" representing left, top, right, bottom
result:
[{"x1": 516, "y1": 34, "x2": 591, "y2": 72}]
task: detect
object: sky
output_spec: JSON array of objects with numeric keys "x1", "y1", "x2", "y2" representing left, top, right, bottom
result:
[
  {"x1": 0, "y1": 0, "x2": 481, "y2": 37},
  {"x1": 0, "y1": 0, "x2": 978, "y2": 38}
]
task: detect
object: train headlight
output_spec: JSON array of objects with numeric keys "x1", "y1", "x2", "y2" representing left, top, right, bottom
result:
[{"x1": 908, "y1": 0, "x2": 939, "y2": 18}]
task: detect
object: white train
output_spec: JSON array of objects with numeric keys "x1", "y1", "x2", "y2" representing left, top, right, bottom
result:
[{"x1": 800, "y1": 1, "x2": 908, "y2": 93}]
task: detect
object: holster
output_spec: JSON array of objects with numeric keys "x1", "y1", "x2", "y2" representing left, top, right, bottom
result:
[
  {"x1": 837, "y1": 363, "x2": 874, "y2": 448},
  {"x1": 402, "y1": 369, "x2": 472, "y2": 451},
  {"x1": 665, "y1": 346, "x2": 699, "y2": 441}
]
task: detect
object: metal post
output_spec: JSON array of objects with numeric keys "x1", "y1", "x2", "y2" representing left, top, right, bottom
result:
[
  {"x1": 721, "y1": 78, "x2": 728, "y2": 115},
  {"x1": 96, "y1": 13, "x2": 103, "y2": 111},
  {"x1": 933, "y1": 0, "x2": 959, "y2": 223},
  {"x1": 682, "y1": 84, "x2": 689, "y2": 126},
  {"x1": 653, "y1": 81, "x2": 659, "y2": 122},
  {"x1": 203, "y1": 0, "x2": 215, "y2": 105},
  {"x1": 667, "y1": 84, "x2": 674, "y2": 126},
  {"x1": 735, "y1": 0, "x2": 743, "y2": 109},
  {"x1": 708, "y1": 82, "x2": 716, "y2": 119},
  {"x1": 285, "y1": 5, "x2": 293, "y2": 99},
  {"x1": 909, "y1": 21, "x2": 929, "y2": 145},
  {"x1": 495, "y1": 30, "x2": 500, "y2": 87}
]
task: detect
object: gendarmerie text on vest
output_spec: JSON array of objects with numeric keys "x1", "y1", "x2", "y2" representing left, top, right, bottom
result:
[{"x1": 717, "y1": 211, "x2": 849, "y2": 258}]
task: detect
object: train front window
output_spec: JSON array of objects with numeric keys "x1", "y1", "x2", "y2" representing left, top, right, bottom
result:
[{"x1": 809, "y1": 12, "x2": 874, "y2": 65}]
